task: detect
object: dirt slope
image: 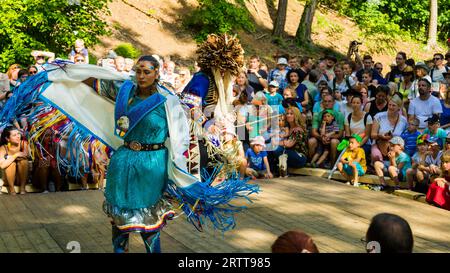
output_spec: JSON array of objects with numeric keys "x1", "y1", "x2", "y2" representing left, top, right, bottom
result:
[{"x1": 92, "y1": 0, "x2": 444, "y2": 69}]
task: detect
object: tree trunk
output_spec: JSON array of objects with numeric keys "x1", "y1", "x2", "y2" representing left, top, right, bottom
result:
[
  {"x1": 272, "y1": 0, "x2": 288, "y2": 37},
  {"x1": 295, "y1": 0, "x2": 318, "y2": 47},
  {"x1": 427, "y1": 0, "x2": 438, "y2": 49}
]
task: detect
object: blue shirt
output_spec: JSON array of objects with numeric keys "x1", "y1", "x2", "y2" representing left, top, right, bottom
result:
[
  {"x1": 245, "y1": 148, "x2": 268, "y2": 171},
  {"x1": 400, "y1": 129, "x2": 420, "y2": 157},
  {"x1": 396, "y1": 152, "x2": 412, "y2": 178},
  {"x1": 266, "y1": 92, "x2": 284, "y2": 106},
  {"x1": 440, "y1": 100, "x2": 450, "y2": 127}
]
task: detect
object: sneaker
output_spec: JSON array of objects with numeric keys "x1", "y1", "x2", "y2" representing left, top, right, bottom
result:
[
  {"x1": 42, "y1": 190, "x2": 49, "y2": 194},
  {"x1": 345, "y1": 182, "x2": 351, "y2": 185},
  {"x1": 353, "y1": 182, "x2": 360, "y2": 187},
  {"x1": 371, "y1": 185, "x2": 382, "y2": 191}
]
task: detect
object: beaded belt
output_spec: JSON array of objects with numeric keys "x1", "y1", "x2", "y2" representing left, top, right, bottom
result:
[{"x1": 124, "y1": 141, "x2": 165, "y2": 151}]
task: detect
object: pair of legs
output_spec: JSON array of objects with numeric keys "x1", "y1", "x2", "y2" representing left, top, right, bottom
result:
[
  {"x1": 3, "y1": 159, "x2": 29, "y2": 195},
  {"x1": 310, "y1": 147, "x2": 329, "y2": 167},
  {"x1": 112, "y1": 224, "x2": 161, "y2": 253},
  {"x1": 245, "y1": 168, "x2": 267, "y2": 179},
  {"x1": 406, "y1": 168, "x2": 428, "y2": 190},
  {"x1": 34, "y1": 163, "x2": 63, "y2": 192},
  {"x1": 373, "y1": 160, "x2": 402, "y2": 188},
  {"x1": 273, "y1": 146, "x2": 307, "y2": 169},
  {"x1": 337, "y1": 162, "x2": 363, "y2": 185},
  {"x1": 308, "y1": 137, "x2": 339, "y2": 165}
]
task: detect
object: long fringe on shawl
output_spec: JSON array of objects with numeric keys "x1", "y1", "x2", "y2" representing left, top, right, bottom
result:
[{"x1": 1, "y1": 67, "x2": 260, "y2": 233}]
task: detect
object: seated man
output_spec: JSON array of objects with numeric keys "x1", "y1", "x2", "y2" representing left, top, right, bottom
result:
[{"x1": 308, "y1": 94, "x2": 344, "y2": 168}]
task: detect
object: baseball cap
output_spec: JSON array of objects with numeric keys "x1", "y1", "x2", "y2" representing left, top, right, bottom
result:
[
  {"x1": 277, "y1": 58, "x2": 288, "y2": 65},
  {"x1": 250, "y1": 136, "x2": 266, "y2": 147},
  {"x1": 426, "y1": 136, "x2": 439, "y2": 145},
  {"x1": 269, "y1": 80, "x2": 279, "y2": 87},
  {"x1": 419, "y1": 75, "x2": 432, "y2": 85},
  {"x1": 389, "y1": 136, "x2": 405, "y2": 147},
  {"x1": 425, "y1": 114, "x2": 440, "y2": 125},
  {"x1": 349, "y1": 134, "x2": 362, "y2": 144}
]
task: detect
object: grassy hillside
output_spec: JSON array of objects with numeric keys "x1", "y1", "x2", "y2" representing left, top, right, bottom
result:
[{"x1": 91, "y1": 0, "x2": 445, "y2": 69}]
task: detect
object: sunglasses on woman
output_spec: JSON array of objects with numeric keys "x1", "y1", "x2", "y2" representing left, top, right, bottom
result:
[{"x1": 29, "y1": 70, "x2": 37, "y2": 75}]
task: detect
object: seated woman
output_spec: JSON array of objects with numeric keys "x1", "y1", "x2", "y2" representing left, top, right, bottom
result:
[
  {"x1": 0, "y1": 126, "x2": 29, "y2": 195},
  {"x1": 272, "y1": 106, "x2": 308, "y2": 171}
]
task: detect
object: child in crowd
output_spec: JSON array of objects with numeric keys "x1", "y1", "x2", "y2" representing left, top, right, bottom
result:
[
  {"x1": 310, "y1": 110, "x2": 340, "y2": 167},
  {"x1": 374, "y1": 136, "x2": 411, "y2": 189},
  {"x1": 426, "y1": 150, "x2": 450, "y2": 211},
  {"x1": 269, "y1": 114, "x2": 289, "y2": 151},
  {"x1": 337, "y1": 134, "x2": 366, "y2": 186},
  {"x1": 245, "y1": 136, "x2": 273, "y2": 179},
  {"x1": 424, "y1": 137, "x2": 443, "y2": 178},
  {"x1": 406, "y1": 134, "x2": 430, "y2": 191},
  {"x1": 69, "y1": 39, "x2": 89, "y2": 64},
  {"x1": 266, "y1": 81, "x2": 284, "y2": 113},
  {"x1": 446, "y1": 132, "x2": 450, "y2": 150},
  {"x1": 401, "y1": 118, "x2": 421, "y2": 156},
  {"x1": 423, "y1": 114, "x2": 447, "y2": 148}
]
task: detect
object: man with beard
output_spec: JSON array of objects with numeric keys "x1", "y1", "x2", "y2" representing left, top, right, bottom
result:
[
  {"x1": 408, "y1": 78, "x2": 443, "y2": 131},
  {"x1": 356, "y1": 55, "x2": 387, "y2": 85},
  {"x1": 297, "y1": 56, "x2": 314, "y2": 83}
]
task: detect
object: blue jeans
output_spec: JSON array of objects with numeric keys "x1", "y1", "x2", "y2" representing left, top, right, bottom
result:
[{"x1": 273, "y1": 146, "x2": 307, "y2": 168}]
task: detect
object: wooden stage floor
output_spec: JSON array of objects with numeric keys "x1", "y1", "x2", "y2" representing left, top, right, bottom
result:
[{"x1": 0, "y1": 175, "x2": 449, "y2": 253}]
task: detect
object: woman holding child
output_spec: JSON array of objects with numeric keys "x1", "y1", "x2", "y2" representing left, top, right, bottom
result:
[
  {"x1": 273, "y1": 107, "x2": 308, "y2": 169},
  {"x1": 370, "y1": 94, "x2": 408, "y2": 164}
]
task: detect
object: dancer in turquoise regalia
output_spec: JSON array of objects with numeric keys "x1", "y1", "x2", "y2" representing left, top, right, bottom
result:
[{"x1": 0, "y1": 54, "x2": 259, "y2": 253}]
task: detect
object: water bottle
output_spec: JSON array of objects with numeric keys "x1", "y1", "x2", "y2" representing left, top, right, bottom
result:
[{"x1": 48, "y1": 181, "x2": 56, "y2": 192}]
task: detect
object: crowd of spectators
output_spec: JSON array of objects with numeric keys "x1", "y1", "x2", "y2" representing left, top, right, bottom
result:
[{"x1": 1, "y1": 39, "x2": 450, "y2": 212}]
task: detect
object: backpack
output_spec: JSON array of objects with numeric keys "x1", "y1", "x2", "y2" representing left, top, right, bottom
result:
[
  {"x1": 430, "y1": 66, "x2": 449, "y2": 81},
  {"x1": 332, "y1": 76, "x2": 352, "y2": 92},
  {"x1": 347, "y1": 112, "x2": 370, "y2": 127}
]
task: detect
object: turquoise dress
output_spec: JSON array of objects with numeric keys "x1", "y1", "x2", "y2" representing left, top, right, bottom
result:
[{"x1": 98, "y1": 81, "x2": 174, "y2": 233}]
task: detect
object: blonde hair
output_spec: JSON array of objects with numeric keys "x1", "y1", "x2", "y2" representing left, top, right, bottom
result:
[
  {"x1": 390, "y1": 94, "x2": 403, "y2": 108},
  {"x1": 6, "y1": 64, "x2": 20, "y2": 80},
  {"x1": 284, "y1": 86, "x2": 298, "y2": 98},
  {"x1": 287, "y1": 106, "x2": 305, "y2": 129},
  {"x1": 440, "y1": 150, "x2": 450, "y2": 176}
]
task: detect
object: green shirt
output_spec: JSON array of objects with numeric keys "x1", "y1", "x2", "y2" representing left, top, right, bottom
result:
[{"x1": 312, "y1": 109, "x2": 344, "y2": 130}]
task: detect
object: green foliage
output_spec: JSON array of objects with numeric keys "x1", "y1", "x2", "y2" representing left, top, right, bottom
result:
[
  {"x1": 89, "y1": 53, "x2": 98, "y2": 65},
  {"x1": 350, "y1": 2, "x2": 403, "y2": 54},
  {"x1": 321, "y1": 0, "x2": 450, "y2": 43},
  {"x1": 114, "y1": 43, "x2": 141, "y2": 59},
  {"x1": 0, "y1": 0, "x2": 111, "y2": 72},
  {"x1": 183, "y1": 0, "x2": 255, "y2": 42}
]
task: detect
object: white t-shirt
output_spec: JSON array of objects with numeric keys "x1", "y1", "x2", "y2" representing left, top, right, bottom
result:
[
  {"x1": 328, "y1": 77, "x2": 356, "y2": 93},
  {"x1": 374, "y1": 111, "x2": 408, "y2": 137},
  {"x1": 345, "y1": 111, "x2": 373, "y2": 135},
  {"x1": 408, "y1": 95, "x2": 443, "y2": 129}
]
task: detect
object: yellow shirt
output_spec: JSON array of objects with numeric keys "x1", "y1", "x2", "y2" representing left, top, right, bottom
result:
[{"x1": 342, "y1": 148, "x2": 366, "y2": 172}]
